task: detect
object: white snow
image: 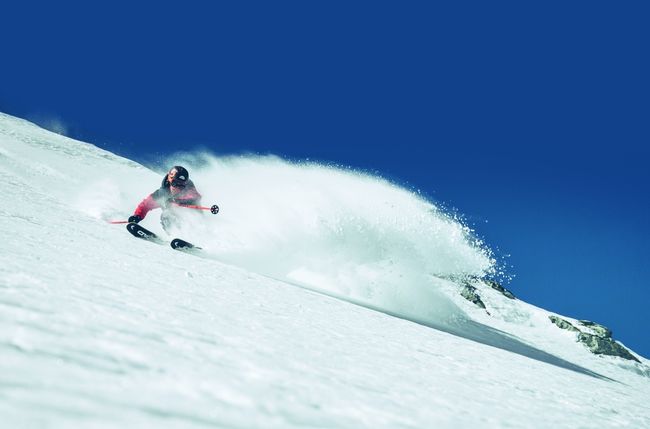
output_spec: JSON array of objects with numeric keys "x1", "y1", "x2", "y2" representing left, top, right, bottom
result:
[{"x1": 1, "y1": 112, "x2": 648, "y2": 428}]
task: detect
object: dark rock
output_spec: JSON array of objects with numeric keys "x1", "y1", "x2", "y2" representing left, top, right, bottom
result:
[
  {"x1": 549, "y1": 315, "x2": 579, "y2": 332},
  {"x1": 483, "y1": 279, "x2": 516, "y2": 299},
  {"x1": 461, "y1": 285, "x2": 486, "y2": 310},
  {"x1": 549, "y1": 316, "x2": 640, "y2": 362},
  {"x1": 577, "y1": 333, "x2": 641, "y2": 363},
  {"x1": 578, "y1": 320, "x2": 612, "y2": 339}
]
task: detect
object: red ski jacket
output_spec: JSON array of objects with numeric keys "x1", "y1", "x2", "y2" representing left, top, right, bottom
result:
[{"x1": 134, "y1": 179, "x2": 202, "y2": 220}]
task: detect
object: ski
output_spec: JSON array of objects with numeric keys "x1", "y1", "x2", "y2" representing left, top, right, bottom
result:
[
  {"x1": 126, "y1": 223, "x2": 166, "y2": 244},
  {"x1": 170, "y1": 238, "x2": 201, "y2": 251},
  {"x1": 126, "y1": 223, "x2": 200, "y2": 252}
]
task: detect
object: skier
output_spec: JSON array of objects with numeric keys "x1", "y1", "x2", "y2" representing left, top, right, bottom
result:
[{"x1": 128, "y1": 166, "x2": 202, "y2": 232}]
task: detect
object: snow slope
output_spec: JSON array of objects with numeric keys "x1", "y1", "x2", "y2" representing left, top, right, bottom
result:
[{"x1": 1, "y1": 112, "x2": 648, "y2": 428}]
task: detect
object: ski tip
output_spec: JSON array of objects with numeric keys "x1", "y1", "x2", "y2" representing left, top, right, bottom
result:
[{"x1": 171, "y1": 238, "x2": 195, "y2": 250}]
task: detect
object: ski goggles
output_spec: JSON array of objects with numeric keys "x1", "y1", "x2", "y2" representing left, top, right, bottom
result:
[{"x1": 170, "y1": 178, "x2": 187, "y2": 188}]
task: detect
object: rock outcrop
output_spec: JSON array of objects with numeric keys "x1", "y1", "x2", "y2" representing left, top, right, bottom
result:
[
  {"x1": 578, "y1": 320, "x2": 612, "y2": 339},
  {"x1": 483, "y1": 279, "x2": 516, "y2": 299},
  {"x1": 549, "y1": 315, "x2": 580, "y2": 332},
  {"x1": 460, "y1": 284, "x2": 486, "y2": 310},
  {"x1": 548, "y1": 315, "x2": 640, "y2": 363},
  {"x1": 457, "y1": 278, "x2": 514, "y2": 313}
]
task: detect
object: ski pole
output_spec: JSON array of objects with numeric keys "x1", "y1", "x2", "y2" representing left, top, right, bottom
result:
[
  {"x1": 108, "y1": 203, "x2": 219, "y2": 224},
  {"x1": 171, "y1": 203, "x2": 220, "y2": 214}
]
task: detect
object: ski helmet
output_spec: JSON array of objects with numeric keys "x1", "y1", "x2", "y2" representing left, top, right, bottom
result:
[{"x1": 169, "y1": 166, "x2": 189, "y2": 186}]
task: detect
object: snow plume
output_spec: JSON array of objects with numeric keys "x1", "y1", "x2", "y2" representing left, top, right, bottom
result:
[
  {"x1": 165, "y1": 153, "x2": 496, "y2": 326},
  {"x1": 2, "y1": 105, "x2": 495, "y2": 328},
  {"x1": 28, "y1": 113, "x2": 69, "y2": 136}
]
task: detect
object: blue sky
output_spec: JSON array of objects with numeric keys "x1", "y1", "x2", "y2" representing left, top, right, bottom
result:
[{"x1": 2, "y1": 2, "x2": 648, "y2": 357}]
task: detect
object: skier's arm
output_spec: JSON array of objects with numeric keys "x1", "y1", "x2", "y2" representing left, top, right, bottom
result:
[{"x1": 133, "y1": 194, "x2": 161, "y2": 219}]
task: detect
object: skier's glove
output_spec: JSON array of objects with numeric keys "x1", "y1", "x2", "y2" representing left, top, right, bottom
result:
[{"x1": 128, "y1": 215, "x2": 143, "y2": 224}]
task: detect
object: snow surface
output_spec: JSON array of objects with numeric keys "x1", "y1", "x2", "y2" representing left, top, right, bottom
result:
[{"x1": 1, "y1": 112, "x2": 649, "y2": 428}]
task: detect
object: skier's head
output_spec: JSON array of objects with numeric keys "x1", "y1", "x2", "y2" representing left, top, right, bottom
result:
[{"x1": 167, "y1": 166, "x2": 189, "y2": 188}]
